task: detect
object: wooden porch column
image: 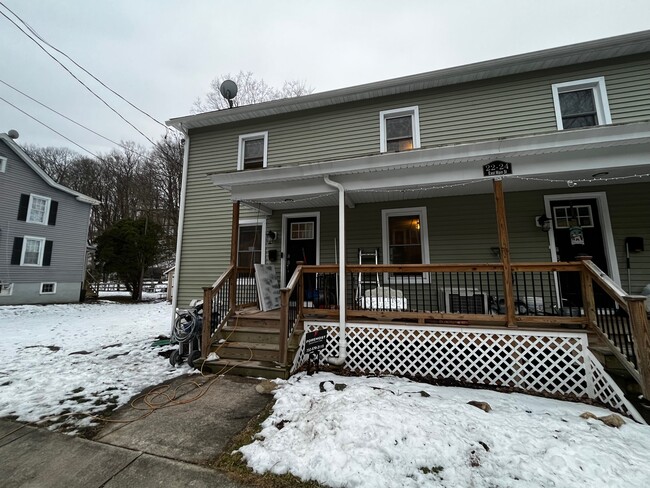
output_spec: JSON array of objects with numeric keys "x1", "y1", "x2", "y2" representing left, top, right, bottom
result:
[
  {"x1": 493, "y1": 178, "x2": 516, "y2": 327},
  {"x1": 577, "y1": 256, "x2": 597, "y2": 329},
  {"x1": 229, "y1": 201, "x2": 240, "y2": 311},
  {"x1": 626, "y1": 295, "x2": 650, "y2": 399}
]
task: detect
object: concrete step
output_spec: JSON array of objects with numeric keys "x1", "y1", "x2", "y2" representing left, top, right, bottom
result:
[{"x1": 199, "y1": 358, "x2": 288, "y2": 380}]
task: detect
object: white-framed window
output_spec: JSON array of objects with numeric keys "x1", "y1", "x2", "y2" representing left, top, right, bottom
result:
[
  {"x1": 40, "y1": 282, "x2": 57, "y2": 294},
  {"x1": 0, "y1": 156, "x2": 6, "y2": 173},
  {"x1": 0, "y1": 282, "x2": 13, "y2": 296},
  {"x1": 290, "y1": 222, "x2": 314, "y2": 240},
  {"x1": 238, "y1": 220, "x2": 266, "y2": 267},
  {"x1": 27, "y1": 194, "x2": 51, "y2": 225},
  {"x1": 551, "y1": 77, "x2": 612, "y2": 130},
  {"x1": 553, "y1": 205, "x2": 594, "y2": 229},
  {"x1": 381, "y1": 207, "x2": 430, "y2": 280},
  {"x1": 379, "y1": 106, "x2": 420, "y2": 153},
  {"x1": 237, "y1": 132, "x2": 268, "y2": 170},
  {"x1": 21, "y1": 236, "x2": 46, "y2": 266}
]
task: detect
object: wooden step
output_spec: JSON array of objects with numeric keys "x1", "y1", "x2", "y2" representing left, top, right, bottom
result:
[
  {"x1": 219, "y1": 326, "x2": 279, "y2": 344},
  {"x1": 217, "y1": 341, "x2": 280, "y2": 362},
  {"x1": 198, "y1": 358, "x2": 288, "y2": 380},
  {"x1": 229, "y1": 316, "x2": 281, "y2": 329}
]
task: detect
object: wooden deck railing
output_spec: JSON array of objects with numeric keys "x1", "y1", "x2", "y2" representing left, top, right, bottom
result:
[
  {"x1": 581, "y1": 259, "x2": 650, "y2": 398},
  {"x1": 279, "y1": 263, "x2": 303, "y2": 366},
  {"x1": 201, "y1": 264, "x2": 236, "y2": 359}
]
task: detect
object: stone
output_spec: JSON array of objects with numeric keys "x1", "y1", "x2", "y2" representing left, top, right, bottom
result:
[
  {"x1": 580, "y1": 412, "x2": 598, "y2": 420},
  {"x1": 255, "y1": 380, "x2": 277, "y2": 395},
  {"x1": 598, "y1": 414, "x2": 626, "y2": 428},
  {"x1": 467, "y1": 401, "x2": 492, "y2": 412}
]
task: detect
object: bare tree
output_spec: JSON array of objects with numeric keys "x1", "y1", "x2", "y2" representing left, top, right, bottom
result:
[{"x1": 192, "y1": 70, "x2": 313, "y2": 113}]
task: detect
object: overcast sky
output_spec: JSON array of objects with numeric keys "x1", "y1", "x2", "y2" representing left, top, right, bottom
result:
[{"x1": 1, "y1": 0, "x2": 650, "y2": 156}]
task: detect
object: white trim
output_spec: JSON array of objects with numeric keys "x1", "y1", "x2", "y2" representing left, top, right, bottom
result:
[
  {"x1": 0, "y1": 156, "x2": 6, "y2": 173},
  {"x1": 379, "y1": 106, "x2": 420, "y2": 153},
  {"x1": 544, "y1": 192, "x2": 621, "y2": 287},
  {"x1": 281, "y1": 211, "x2": 320, "y2": 286},
  {"x1": 26, "y1": 194, "x2": 51, "y2": 225},
  {"x1": 551, "y1": 76, "x2": 612, "y2": 130},
  {"x1": 39, "y1": 282, "x2": 57, "y2": 294},
  {"x1": 171, "y1": 132, "x2": 191, "y2": 317},
  {"x1": 21, "y1": 236, "x2": 46, "y2": 266},
  {"x1": 237, "y1": 131, "x2": 269, "y2": 171},
  {"x1": 239, "y1": 218, "x2": 267, "y2": 265},
  {"x1": 381, "y1": 206, "x2": 430, "y2": 282}
]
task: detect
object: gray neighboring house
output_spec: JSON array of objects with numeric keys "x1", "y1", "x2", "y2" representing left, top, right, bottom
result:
[{"x1": 0, "y1": 133, "x2": 99, "y2": 305}]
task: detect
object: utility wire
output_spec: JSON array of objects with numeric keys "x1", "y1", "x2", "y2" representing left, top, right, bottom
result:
[
  {"x1": 0, "y1": 78, "x2": 123, "y2": 148},
  {"x1": 0, "y1": 1, "x2": 168, "y2": 132},
  {"x1": 0, "y1": 8, "x2": 157, "y2": 145},
  {"x1": 0, "y1": 95, "x2": 101, "y2": 158}
]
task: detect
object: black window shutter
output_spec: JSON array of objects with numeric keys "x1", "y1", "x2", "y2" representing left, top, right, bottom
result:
[
  {"x1": 11, "y1": 237, "x2": 23, "y2": 265},
  {"x1": 48, "y1": 201, "x2": 58, "y2": 226},
  {"x1": 17, "y1": 194, "x2": 29, "y2": 221},
  {"x1": 43, "y1": 241, "x2": 53, "y2": 266}
]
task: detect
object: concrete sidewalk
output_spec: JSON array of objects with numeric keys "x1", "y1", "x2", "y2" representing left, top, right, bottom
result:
[{"x1": 0, "y1": 375, "x2": 272, "y2": 488}]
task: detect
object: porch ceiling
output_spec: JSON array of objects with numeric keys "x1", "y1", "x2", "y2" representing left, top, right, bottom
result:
[{"x1": 209, "y1": 122, "x2": 650, "y2": 211}]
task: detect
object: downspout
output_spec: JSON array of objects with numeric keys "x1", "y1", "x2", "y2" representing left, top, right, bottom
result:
[
  {"x1": 323, "y1": 176, "x2": 347, "y2": 366},
  {"x1": 170, "y1": 127, "x2": 191, "y2": 326}
]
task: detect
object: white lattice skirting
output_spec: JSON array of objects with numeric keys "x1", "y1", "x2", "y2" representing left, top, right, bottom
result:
[{"x1": 292, "y1": 321, "x2": 645, "y2": 423}]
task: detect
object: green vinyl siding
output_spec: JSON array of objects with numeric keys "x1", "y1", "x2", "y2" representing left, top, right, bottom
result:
[{"x1": 176, "y1": 54, "x2": 650, "y2": 305}]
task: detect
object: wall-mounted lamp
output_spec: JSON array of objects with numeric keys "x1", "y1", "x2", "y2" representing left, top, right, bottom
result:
[
  {"x1": 536, "y1": 215, "x2": 552, "y2": 232},
  {"x1": 266, "y1": 230, "x2": 277, "y2": 245}
]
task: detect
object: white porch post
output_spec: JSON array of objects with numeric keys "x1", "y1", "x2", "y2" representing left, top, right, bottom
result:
[{"x1": 324, "y1": 176, "x2": 347, "y2": 365}]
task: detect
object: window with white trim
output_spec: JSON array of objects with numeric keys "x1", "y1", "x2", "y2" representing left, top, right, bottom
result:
[
  {"x1": 0, "y1": 156, "x2": 6, "y2": 173},
  {"x1": 553, "y1": 205, "x2": 594, "y2": 229},
  {"x1": 238, "y1": 222, "x2": 265, "y2": 267},
  {"x1": 380, "y1": 106, "x2": 420, "y2": 153},
  {"x1": 21, "y1": 236, "x2": 46, "y2": 266},
  {"x1": 0, "y1": 282, "x2": 13, "y2": 296},
  {"x1": 40, "y1": 282, "x2": 57, "y2": 294},
  {"x1": 551, "y1": 77, "x2": 612, "y2": 130},
  {"x1": 27, "y1": 194, "x2": 51, "y2": 225},
  {"x1": 237, "y1": 132, "x2": 268, "y2": 170},
  {"x1": 382, "y1": 207, "x2": 430, "y2": 278}
]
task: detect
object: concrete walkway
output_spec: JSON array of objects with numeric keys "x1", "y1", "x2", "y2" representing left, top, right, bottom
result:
[{"x1": 0, "y1": 375, "x2": 272, "y2": 488}]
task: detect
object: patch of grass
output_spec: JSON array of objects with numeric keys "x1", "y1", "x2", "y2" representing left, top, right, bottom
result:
[{"x1": 213, "y1": 400, "x2": 326, "y2": 488}]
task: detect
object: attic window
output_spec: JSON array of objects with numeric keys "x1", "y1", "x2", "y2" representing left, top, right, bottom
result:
[
  {"x1": 238, "y1": 132, "x2": 268, "y2": 170},
  {"x1": 380, "y1": 107, "x2": 420, "y2": 153},
  {"x1": 551, "y1": 77, "x2": 611, "y2": 130},
  {"x1": 0, "y1": 156, "x2": 6, "y2": 173}
]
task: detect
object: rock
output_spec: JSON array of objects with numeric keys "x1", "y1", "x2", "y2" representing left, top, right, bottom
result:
[
  {"x1": 599, "y1": 414, "x2": 626, "y2": 428},
  {"x1": 255, "y1": 379, "x2": 277, "y2": 395},
  {"x1": 334, "y1": 383, "x2": 347, "y2": 391},
  {"x1": 580, "y1": 412, "x2": 598, "y2": 420},
  {"x1": 467, "y1": 401, "x2": 492, "y2": 412},
  {"x1": 420, "y1": 391, "x2": 430, "y2": 397}
]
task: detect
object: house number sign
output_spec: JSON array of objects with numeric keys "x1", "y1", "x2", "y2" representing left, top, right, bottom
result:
[{"x1": 483, "y1": 161, "x2": 512, "y2": 177}]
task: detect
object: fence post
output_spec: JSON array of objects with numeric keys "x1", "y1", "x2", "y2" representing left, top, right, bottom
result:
[
  {"x1": 202, "y1": 287, "x2": 213, "y2": 359},
  {"x1": 279, "y1": 289, "x2": 289, "y2": 366},
  {"x1": 578, "y1": 257, "x2": 596, "y2": 329},
  {"x1": 626, "y1": 295, "x2": 650, "y2": 399},
  {"x1": 297, "y1": 262, "x2": 304, "y2": 318}
]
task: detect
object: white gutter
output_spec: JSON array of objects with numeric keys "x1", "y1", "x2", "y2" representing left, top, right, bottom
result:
[
  {"x1": 323, "y1": 176, "x2": 347, "y2": 366},
  {"x1": 170, "y1": 128, "x2": 191, "y2": 326}
]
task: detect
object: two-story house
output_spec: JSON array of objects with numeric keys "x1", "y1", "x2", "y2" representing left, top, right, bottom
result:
[
  {"x1": 167, "y1": 31, "x2": 650, "y2": 421},
  {"x1": 0, "y1": 132, "x2": 99, "y2": 305}
]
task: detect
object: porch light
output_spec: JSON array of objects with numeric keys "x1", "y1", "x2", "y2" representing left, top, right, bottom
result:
[{"x1": 536, "y1": 214, "x2": 552, "y2": 232}]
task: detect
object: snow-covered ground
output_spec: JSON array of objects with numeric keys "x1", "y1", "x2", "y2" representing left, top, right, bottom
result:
[
  {"x1": 0, "y1": 295, "x2": 191, "y2": 433},
  {"x1": 241, "y1": 373, "x2": 650, "y2": 488}
]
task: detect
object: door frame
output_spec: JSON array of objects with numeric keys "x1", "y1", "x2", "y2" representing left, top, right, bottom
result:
[
  {"x1": 281, "y1": 211, "x2": 320, "y2": 286},
  {"x1": 544, "y1": 191, "x2": 621, "y2": 285}
]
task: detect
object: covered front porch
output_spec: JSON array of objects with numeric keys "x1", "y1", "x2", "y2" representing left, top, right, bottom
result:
[{"x1": 197, "y1": 124, "x2": 650, "y2": 419}]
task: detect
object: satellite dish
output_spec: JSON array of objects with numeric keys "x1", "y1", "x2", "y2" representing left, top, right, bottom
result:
[
  {"x1": 219, "y1": 80, "x2": 238, "y2": 108},
  {"x1": 7, "y1": 129, "x2": 19, "y2": 139}
]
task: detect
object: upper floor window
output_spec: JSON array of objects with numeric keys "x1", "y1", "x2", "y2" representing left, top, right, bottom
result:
[
  {"x1": 238, "y1": 132, "x2": 268, "y2": 170},
  {"x1": 27, "y1": 195, "x2": 51, "y2": 224},
  {"x1": 551, "y1": 77, "x2": 612, "y2": 130},
  {"x1": 0, "y1": 156, "x2": 6, "y2": 173},
  {"x1": 379, "y1": 107, "x2": 420, "y2": 153}
]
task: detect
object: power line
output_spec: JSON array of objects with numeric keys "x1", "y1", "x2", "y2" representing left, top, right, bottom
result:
[
  {"x1": 0, "y1": 95, "x2": 101, "y2": 159},
  {"x1": 0, "y1": 1, "x2": 168, "y2": 132},
  {"x1": 0, "y1": 7, "x2": 157, "y2": 146},
  {"x1": 0, "y1": 78, "x2": 123, "y2": 148}
]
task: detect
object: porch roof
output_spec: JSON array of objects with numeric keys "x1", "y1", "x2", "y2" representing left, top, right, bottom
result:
[{"x1": 208, "y1": 122, "x2": 650, "y2": 210}]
